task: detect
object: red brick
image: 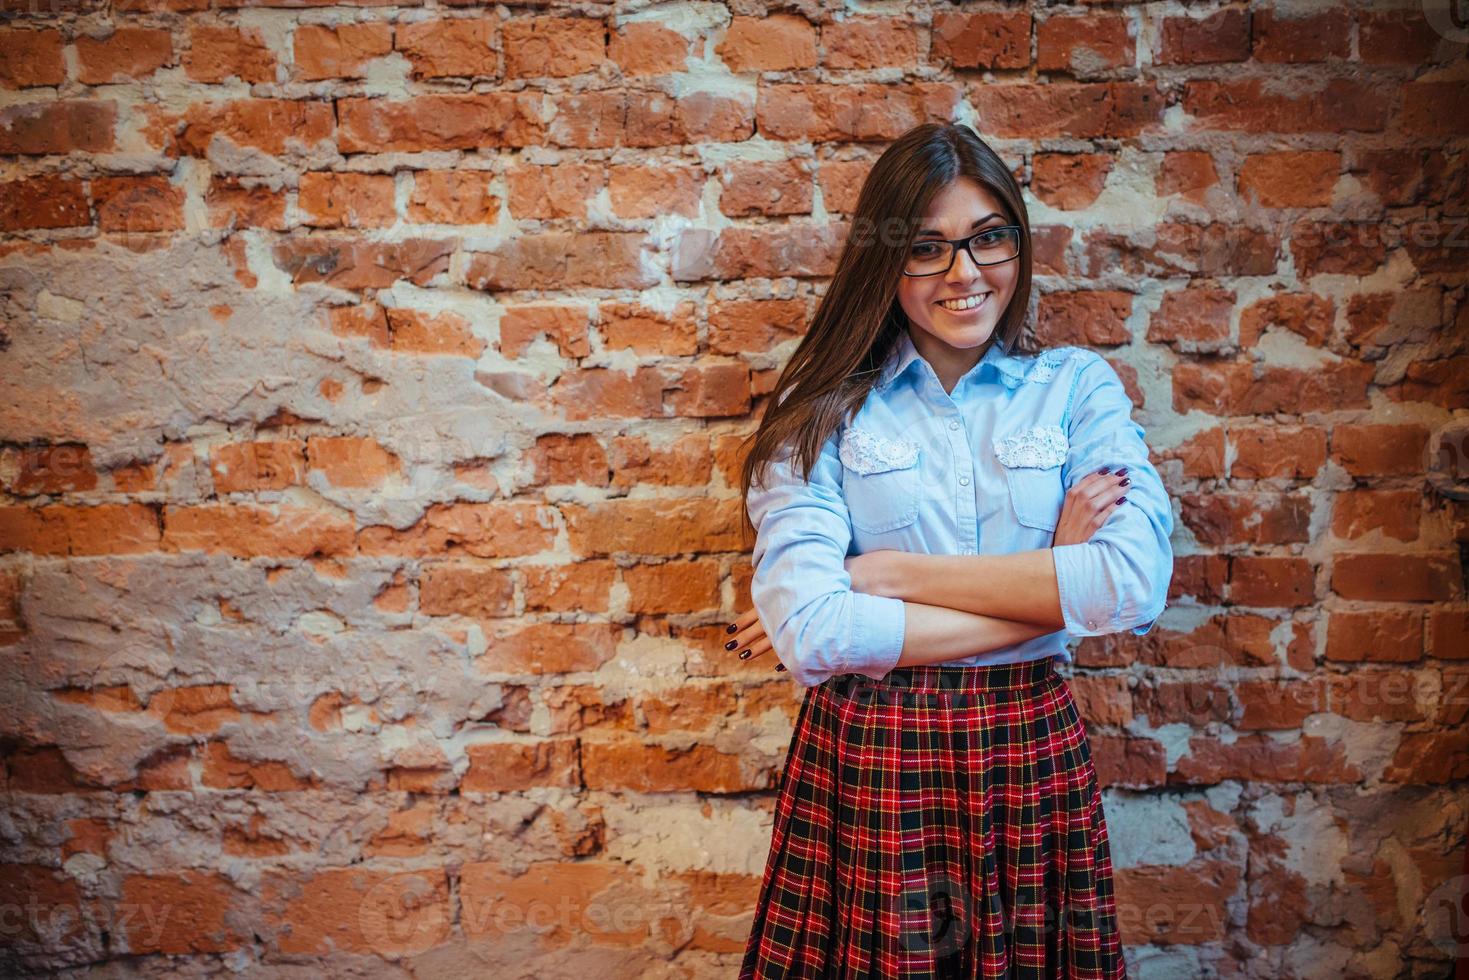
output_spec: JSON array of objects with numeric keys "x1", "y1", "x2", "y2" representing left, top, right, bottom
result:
[
  {"x1": 1156, "y1": 9, "x2": 1249, "y2": 65},
  {"x1": 582, "y1": 735, "x2": 773, "y2": 793},
  {"x1": 1115, "y1": 861, "x2": 1238, "y2": 945},
  {"x1": 1156, "y1": 151, "x2": 1220, "y2": 202},
  {"x1": 505, "y1": 162, "x2": 605, "y2": 220},
  {"x1": 273, "y1": 237, "x2": 452, "y2": 290},
  {"x1": 1289, "y1": 219, "x2": 1390, "y2": 277},
  {"x1": 608, "y1": 163, "x2": 703, "y2": 219},
  {"x1": 1228, "y1": 425, "x2": 1326, "y2": 480},
  {"x1": 209, "y1": 440, "x2": 306, "y2": 493},
  {"x1": 1358, "y1": 9, "x2": 1444, "y2": 66},
  {"x1": 1325, "y1": 609, "x2": 1424, "y2": 664},
  {"x1": 297, "y1": 171, "x2": 396, "y2": 228},
  {"x1": 1428, "y1": 609, "x2": 1469, "y2": 660},
  {"x1": 1239, "y1": 292, "x2": 1334, "y2": 348},
  {"x1": 1081, "y1": 222, "x2": 1279, "y2": 278},
  {"x1": 1184, "y1": 79, "x2": 1390, "y2": 134},
  {"x1": 1179, "y1": 492, "x2": 1312, "y2": 546},
  {"x1": 708, "y1": 297, "x2": 808, "y2": 354},
  {"x1": 1330, "y1": 423, "x2": 1429, "y2": 476},
  {"x1": 395, "y1": 19, "x2": 495, "y2": 79},
  {"x1": 597, "y1": 300, "x2": 698, "y2": 356},
  {"x1": 499, "y1": 304, "x2": 591, "y2": 359},
  {"x1": 120, "y1": 872, "x2": 244, "y2": 954},
  {"x1": 0, "y1": 101, "x2": 116, "y2": 154},
  {"x1": 1252, "y1": 8, "x2": 1351, "y2": 63},
  {"x1": 970, "y1": 81, "x2": 1163, "y2": 139},
  {"x1": 502, "y1": 16, "x2": 604, "y2": 78},
  {"x1": 1331, "y1": 490, "x2": 1421, "y2": 542},
  {"x1": 931, "y1": 11, "x2": 1031, "y2": 70},
  {"x1": 608, "y1": 21, "x2": 689, "y2": 76},
  {"x1": 1228, "y1": 556, "x2": 1315, "y2": 607},
  {"x1": 1036, "y1": 13, "x2": 1132, "y2": 75},
  {"x1": 0, "y1": 504, "x2": 160, "y2": 555},
  {"x1": 0, "y1": 175, "x2": 88, "y2": 231},
  {"x1": 1331, "y1": 552, "x2": 1459, "y2": 602},
  {"x1": 205, "y1": 177, "x2": 287, "y2": 230},
  {"x1": 719, "y1": 160, "x2": 812, "y2": 217},
  {"x1": 184, "y1": 26, "x2": 277, "y2": 84},
  {"x1": 465, "y1": 231, "x2": 655, "y2": 291},
  {"x1": 178, "y1": 99, "x2": 333, "y2": 157},
  {"x1": 1173, "y1": 733, "x2": 1360, "y2": 784},
  {"x1": 358, "y1": 502, "x2": 555, "y2": 559},
  {"x1": 76, "y1": 28, "x2": 173, "y2": 84},
  {"x1": 337, "y1": 94, "x2": 542, "y2": 153},
  {"x1": 293, "y1": 22, "x2": 393, "y2": 81},
  {"x1": 0, "y1": 29, "x2": 65, "y2": 87},
  {"x1": 1238, "y1": 151, "x2": 1340, "y2": 208},
  {"x1": 1031, "y1": 153, "x2": 1113, "y2": 210},
  {"x1": 407, "y1": 170, "x2": 499, "y2": 225},
  {"x1": 718, "y1": 14, "x2": 816, "y2": 71},
  {"x1": 1147, "y1": 285, "x2": 1234, "y2": 349},
  {"x1": 758, "y1": 83, "x2": 960, "y2": 142},
  {"x1": 822, "y1": 16, "x2": 919, "y2": 69}
]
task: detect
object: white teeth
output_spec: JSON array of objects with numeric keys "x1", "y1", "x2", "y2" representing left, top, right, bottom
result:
[{"x1": 938, "y1": 293, "x2": 989, "y2": 311}]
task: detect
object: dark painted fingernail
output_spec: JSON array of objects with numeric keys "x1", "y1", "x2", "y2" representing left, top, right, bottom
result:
[
  {"x1": 1116, "y1": 467, "x2": 1128, "y2": 476},
  {"x1": 1119, "y1": 478, "x2": 1130, "y2": 486},
  {"x1": 775, "y1": 663, "x2": 786, "y2": 671},
  {"x1": 726, "y1": 623, "x2": 737, "y2": 633},
  {"x1": 724, "y1": 639, "x2": 737, "y2": 650},
  {"x1": 739, "y1": 649, "x2": 752, "y2": 659},
  {"x1": 1097, "y1": 467, "x2": 1110, "y2": 474},
  {"x1": 1116, "y1": 496, "x2": 1126, "y2": 505}
]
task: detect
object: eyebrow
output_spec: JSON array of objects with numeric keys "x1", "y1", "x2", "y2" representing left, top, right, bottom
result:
[{"x1": 917, "y1": 212, "x2": 1005, "y2": 237}]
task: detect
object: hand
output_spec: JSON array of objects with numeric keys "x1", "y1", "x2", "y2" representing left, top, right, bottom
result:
[
  {"x1": 1052, "y1": 467, "x2": 1131, "y2": 547},
  {"x1": 724, "y1": 606, "x2": 783, "y2": 671}
]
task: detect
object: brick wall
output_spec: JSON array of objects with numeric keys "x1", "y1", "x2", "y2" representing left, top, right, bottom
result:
[{"x1": 1, "y1": 2, "x2": 1466, "y2": 975}]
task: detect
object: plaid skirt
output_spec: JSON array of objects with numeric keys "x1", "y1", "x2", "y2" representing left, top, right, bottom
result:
[{"x1": 739, "y1": 656, "x2": 1127, "y2": 979}]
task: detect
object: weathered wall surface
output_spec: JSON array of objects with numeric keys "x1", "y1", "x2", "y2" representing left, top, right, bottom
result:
[{"x1": 1, "y1": 2, "x2": 1466, "y2": 976}]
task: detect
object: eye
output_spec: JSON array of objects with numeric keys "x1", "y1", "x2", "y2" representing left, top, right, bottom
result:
[
  {"x1": 974, "y1": 229, "x2": 1006, "y2": 245},
  {"x1": 910, "y1": 242, "x2": 942, "y2": 257}
]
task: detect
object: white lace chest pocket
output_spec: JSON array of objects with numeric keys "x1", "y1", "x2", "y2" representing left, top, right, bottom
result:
[
  {"x1": 993, "y1": 424, "x2": 1068, "y2": 532},
  {"x1": 839, "y1": 427, "x2": 922, "y2": 534}
]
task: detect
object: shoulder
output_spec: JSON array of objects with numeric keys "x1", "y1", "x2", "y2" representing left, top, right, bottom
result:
[{"x1": 993, "y1": 344, "x2": 1097, "y2": 389}]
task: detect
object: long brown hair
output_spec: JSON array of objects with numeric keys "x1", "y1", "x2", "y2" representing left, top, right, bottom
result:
[{"x1": 738, "y1": 122, "x2": 1040, "y2": 543}]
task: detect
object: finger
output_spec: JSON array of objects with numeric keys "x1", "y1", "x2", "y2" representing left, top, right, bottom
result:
[
  {"x1": 738, "y1": 636, "x2": 774, "y2": 662},
  {"x1": 724, "y1": 605, "x2": 760, "y2": 638},
  {"x1": 724, "y1": 615, "x2": 767, "y2": 653}
]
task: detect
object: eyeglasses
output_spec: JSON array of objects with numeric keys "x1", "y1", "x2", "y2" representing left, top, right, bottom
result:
[{"x1": 902, "y1": 224, "x2": 1022, "y2": 277}]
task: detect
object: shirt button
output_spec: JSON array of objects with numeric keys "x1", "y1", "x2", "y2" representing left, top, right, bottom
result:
[
  {"x1": 1087, "y1": 620, "x2": 1098, "y2": 629},
  {"x1": 959, "y1": 476, "x2": 969, "y2": 486},
  {"x1": 949, "y1": 420, "x2": 960, "y2": 430}
]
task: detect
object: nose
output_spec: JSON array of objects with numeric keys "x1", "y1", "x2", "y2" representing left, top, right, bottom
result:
[{"x1": 947, "y1": 241, "x2": 986, "y2": 284}]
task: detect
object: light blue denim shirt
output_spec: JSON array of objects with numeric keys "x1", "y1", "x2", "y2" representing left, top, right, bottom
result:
[{"x1": 746, "y1": 327, "x2": 1175, "y2": 688}]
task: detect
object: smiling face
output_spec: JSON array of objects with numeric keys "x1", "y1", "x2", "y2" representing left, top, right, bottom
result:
[{"x1": 895, "y1": 175, "x2": 1021, "y2": 371}]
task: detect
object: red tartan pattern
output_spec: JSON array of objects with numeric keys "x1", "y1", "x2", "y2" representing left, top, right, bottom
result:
[{"x1": 740, "y1": 657, "x2": 1127, "y2": 979}]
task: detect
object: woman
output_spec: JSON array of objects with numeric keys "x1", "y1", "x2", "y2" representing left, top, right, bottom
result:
[{"x1": 729, "y1": 123, "x2": 1174, "y2": 978}]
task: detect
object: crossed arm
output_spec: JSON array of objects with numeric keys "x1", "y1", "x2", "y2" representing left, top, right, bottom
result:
[{"x1": 731, "y1": 469, "x2": 1133, "y2": 672}]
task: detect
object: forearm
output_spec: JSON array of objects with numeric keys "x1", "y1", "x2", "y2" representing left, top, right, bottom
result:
[
  {"x1": 887, "y1": 550, "x2": 1066, "y2": 628},
  {"x1": 893, "y1": 601, "x2": 1058, "y2": 667}
]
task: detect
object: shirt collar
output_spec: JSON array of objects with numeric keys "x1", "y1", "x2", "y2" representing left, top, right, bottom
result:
[{"x1": 875, "y1": 328, "x2": 1017, "y2": 391}]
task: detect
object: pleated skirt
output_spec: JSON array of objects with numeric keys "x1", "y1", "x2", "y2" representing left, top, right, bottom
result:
[{"x1": 739, "y1": 656, "x2": 1127, "y2": 979}]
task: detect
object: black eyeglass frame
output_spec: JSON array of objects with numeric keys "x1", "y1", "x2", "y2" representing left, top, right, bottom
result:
[{"x1": 900, "y1": 224, "x2": 1024, "y2": 277}]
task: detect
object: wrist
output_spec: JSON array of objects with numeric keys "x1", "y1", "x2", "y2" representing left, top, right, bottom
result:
[{"x1": 884, "y1": 550, "x2": 915, "y2": 601}]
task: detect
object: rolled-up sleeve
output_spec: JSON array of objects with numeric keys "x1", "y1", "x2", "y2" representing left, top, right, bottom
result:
[
  {"x1": 1050, "y1": 354, "x2": 1175, "y2": 637},
  {"x1": 747, "y1": 429, "x2": 906, "y2": 687}
]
